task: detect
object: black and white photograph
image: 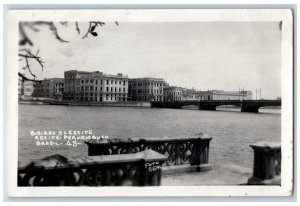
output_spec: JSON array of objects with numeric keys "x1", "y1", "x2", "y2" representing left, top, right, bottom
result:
[{"x1": 6, "y1": 9, "x2": 293, "y2": 197}]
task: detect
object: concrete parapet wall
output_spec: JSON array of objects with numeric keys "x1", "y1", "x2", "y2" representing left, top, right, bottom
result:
[{"x1": 18, "y1": 150, "x2": 166, "y2": 186}]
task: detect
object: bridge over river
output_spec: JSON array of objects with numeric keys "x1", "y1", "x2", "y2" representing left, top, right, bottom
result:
[{"x1": 150, "y1": 100, "x2": 281, "y2": 113}]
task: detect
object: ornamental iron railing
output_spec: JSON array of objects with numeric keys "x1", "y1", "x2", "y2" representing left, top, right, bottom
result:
[{"x1": 85, "y1": 133, "x2": 212, "y2": 168}]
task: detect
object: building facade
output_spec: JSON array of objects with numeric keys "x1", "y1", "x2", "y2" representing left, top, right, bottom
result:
[
  {"x1": 182, "y1": 88, "x2": 200, "y2": 101},
  {"x1": 75, "y1": 71, "x2": 129, "y2": 102},
  {"x1": 63, "y1": 70, "x2": 90, "y2": 100},
  {"x1": 198, "y1": 90, "x2": 252, "y2": 100},
  {"x1": 18, "y1": 73, "x2": 41, "y2": 100},
  {"x1": 22, "y1": 80, "x2": 41, "y2": 100},
  {"x1": 128, "y1": 78, "x2": 166, "y2": 102},
  {"x1": 164, "y1": 86, "x2": 183, "y2": 101},
  {"x1": 36, "y1": 78, "x2": 64, "y2": 100},
  {"x1": 23, "y1": 81, "x2": 35, "y2": 97}
]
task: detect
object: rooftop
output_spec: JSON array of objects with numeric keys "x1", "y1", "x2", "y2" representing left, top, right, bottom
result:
[
  {"x1": 66, "y1": 70, "x2": 129, "y2": 79},
  {"x1": 129, "y1": 77, "x2": 166, "y2": 82},
  {"x1": 165, "y1": 86, "x2": 183, "y2": 89},
  {"x1": 42, "y1": 78, "x2": 64, "y2": 81}
]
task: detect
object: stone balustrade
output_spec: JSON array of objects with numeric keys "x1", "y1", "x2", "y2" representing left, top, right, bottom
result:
[
  {"x1": 247, "y1": 141, "x2": 281, "y2": 185},
  {"x1": 85, "y1": 133, "x2": 213, "y2": 173},
  {"x1": 18, "y1": 149, "x2": 167, "y2": 186}
]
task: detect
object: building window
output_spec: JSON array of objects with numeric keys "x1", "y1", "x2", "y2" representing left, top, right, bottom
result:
[
  {"x1": 123, "y1": 88, "x2": 125, "y2": 92},
  {"x1": 107, "y1": 80, "x2": 109, "y2": 85},
  {"x1": 119, "y1": 81, "x2": 121, "y2": 84},
  {"x1": 106, "y1": 87, "x2": 109, "y2": 92}
]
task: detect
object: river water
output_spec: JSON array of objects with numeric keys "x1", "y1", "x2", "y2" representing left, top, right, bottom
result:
[{"x1": 18, "y1": 104, "x2": 281, "y2": 170}]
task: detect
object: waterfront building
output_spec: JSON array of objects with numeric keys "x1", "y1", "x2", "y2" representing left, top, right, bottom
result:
[
  {"x1": 38, "y1": 78, "x2": 64, "y2": 100},
  {"x1": 128, "y1": 78, "x2": 166, "y2": 102},
  {"x1": 21, "y1": 80, "x2": 42, "y2": 100},
  {"x1": 64, "y1": 70, "x2": 90, "y2": 100},
  {"x1": 52, "y1": 79, "x2": 64, "y2": 100},
  {"x1": 182, "y1": 88, "x2": 200, "y2": 101},
  {"x1": 18, "y1": 72, "x2": 41, "y2": 100},
  {"x1": 198, "y1": 90, "x2": 252, "y2": 100},
  {"x1": 23, "y1": 81, "x2": 35, "y2": 97},
  {"x1": 76, "y1": 71, "x2": 129, "y2": 102},
  {"x1": 164, "y1": 86, "x2": 183, "y2": 101}
]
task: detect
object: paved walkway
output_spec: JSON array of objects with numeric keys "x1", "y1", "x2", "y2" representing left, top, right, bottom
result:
[{"x1": 161, "y1": 163, "x2": 252, "y2": 185}]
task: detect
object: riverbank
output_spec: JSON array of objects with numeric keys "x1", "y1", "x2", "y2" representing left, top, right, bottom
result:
[{"x1": 18, "y1": 100, "x2": 151, "y2": 107}]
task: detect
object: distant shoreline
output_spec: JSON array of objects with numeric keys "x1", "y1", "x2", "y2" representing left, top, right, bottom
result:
[
  {"x1": 18, "y1": 100, "x2": 152, "y2": 108},
  {"x1": 18, "y1": 100, "x2": 281, "y2": 110}
]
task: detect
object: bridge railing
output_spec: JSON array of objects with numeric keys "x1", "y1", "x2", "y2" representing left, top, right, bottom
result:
[
  {"x1": 18, "y1": 150, "x2": 167, "y2": 186},
  {"x1": 85, "y1": 133, "x2": 212, "y2": 172}
]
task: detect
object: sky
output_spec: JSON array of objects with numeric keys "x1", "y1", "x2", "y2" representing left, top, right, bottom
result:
[{"x1": 19, "y1": 22, "x2": 282, "y2": 99}]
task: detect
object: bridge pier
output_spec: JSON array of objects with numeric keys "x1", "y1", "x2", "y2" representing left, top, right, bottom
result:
[{"x1": 241, "y1": 106, "x2": 259, "y2": 113}]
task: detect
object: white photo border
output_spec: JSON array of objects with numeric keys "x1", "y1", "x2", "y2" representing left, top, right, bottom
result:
[{"x1": 6, "y1": 9, "x2": 294, "y2": 197}]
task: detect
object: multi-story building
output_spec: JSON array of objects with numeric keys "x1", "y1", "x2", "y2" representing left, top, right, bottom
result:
[
  {"x1": 18, "y1": 72, "x2": 41, "y2": 99},
  {"x1": 22, "y1": 80, "x2": 42, "y2": 100},
  {"x1": 37, "y1": 78, "x2": 64, "y2": 100},
  {"x1": 23, "y1": 81, "x2": 35, "y2": 97},
  {"x1": 164, "y1": 86, "x2": 183, "y2": 101},
  {"x1": 52, "y1": 79, "x2": 64, "y2": 100},
  {"x1": 75, "y1": 71, "x2": 129, "y2": 102},
  {"x1": 182, "y1": 88, "x2": 200, "y2": 101},
  {"x1": 198, "y1": 90, "x2": 252, "y2": 100},
  {"x1": 128, "y1": 78, "x2": 166, "y2": 102},
  {"x1": 64, "y1": 70, "x2": 90, "y2": 100}
]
